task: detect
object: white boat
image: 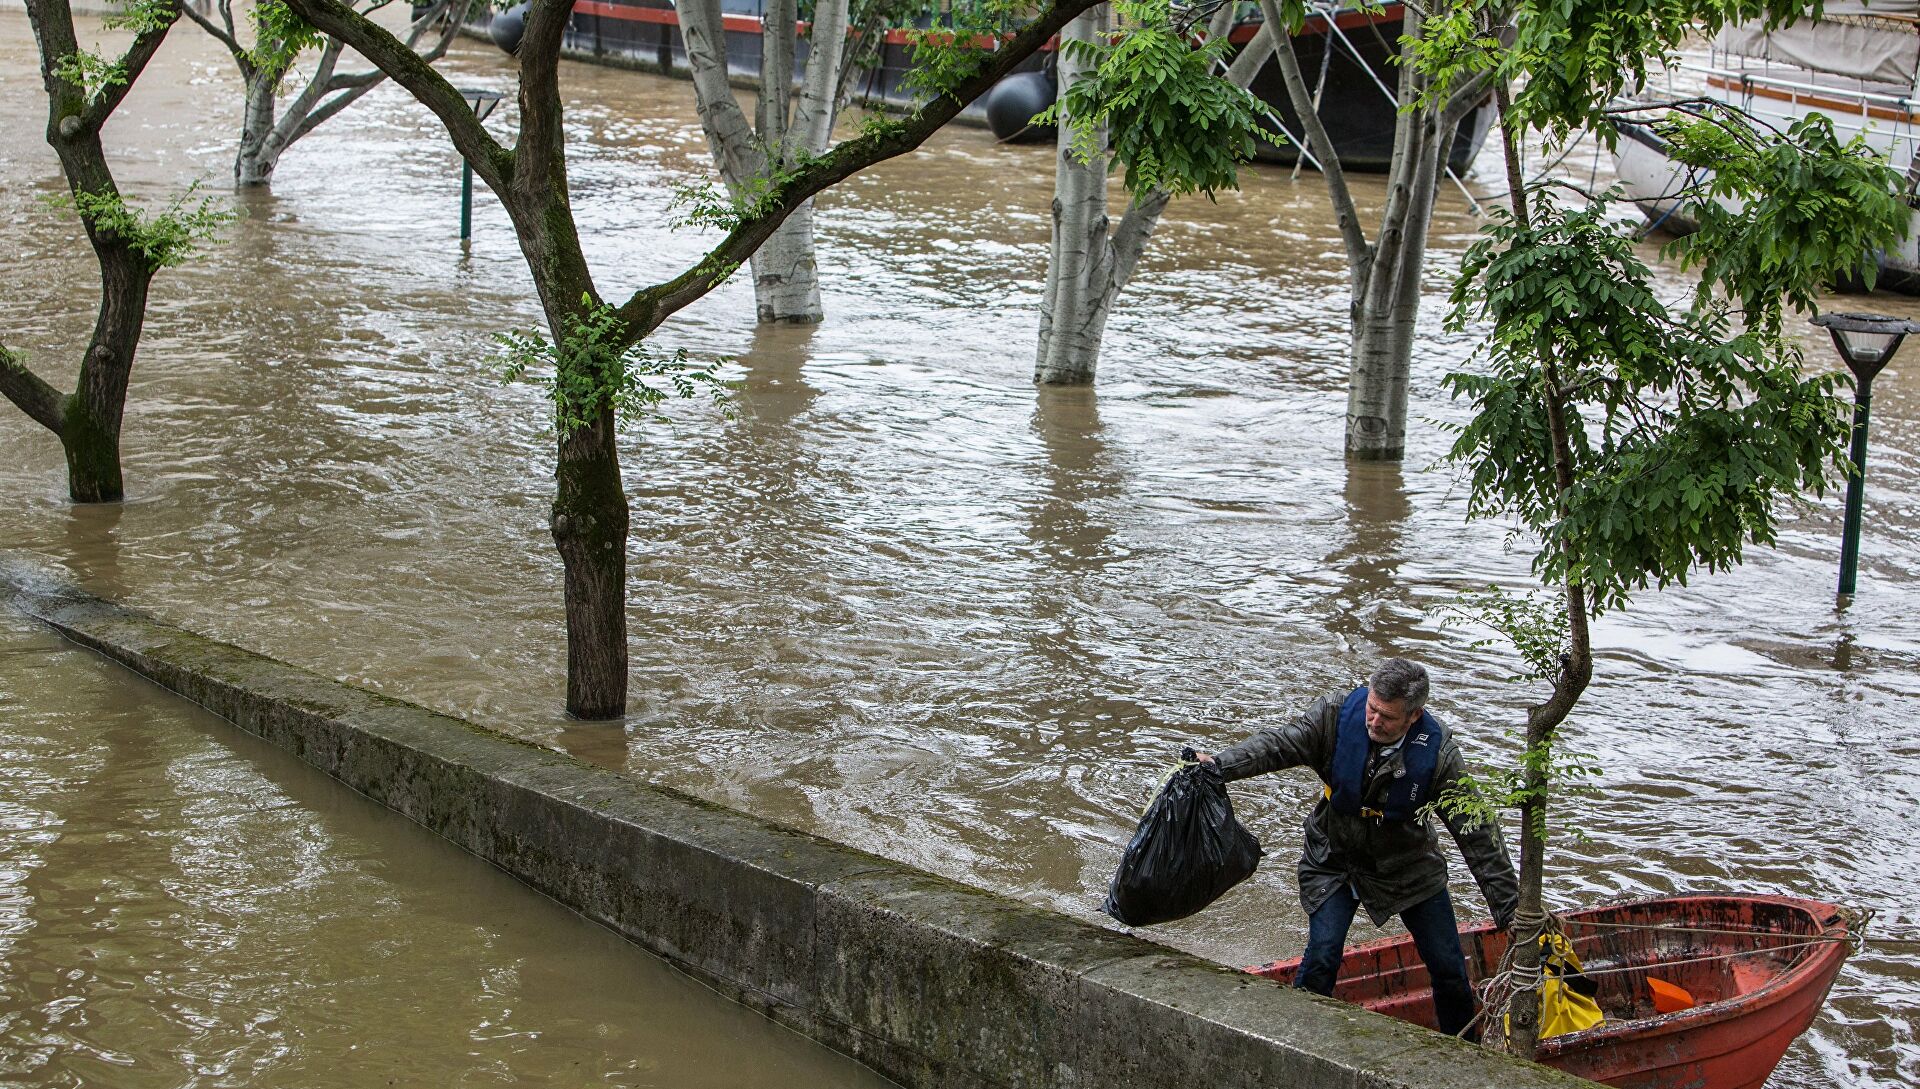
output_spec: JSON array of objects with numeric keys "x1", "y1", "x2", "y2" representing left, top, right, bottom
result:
[{"x1": 1611, "y1": 2, "x2": 1920, "y2": 292}]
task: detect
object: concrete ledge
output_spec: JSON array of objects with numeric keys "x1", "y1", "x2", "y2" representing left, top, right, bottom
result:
[{"x1": 2, "y1": 553, "x2": 1592, "y2": 1089}]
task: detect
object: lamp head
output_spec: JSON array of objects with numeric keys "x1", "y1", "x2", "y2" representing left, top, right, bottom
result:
[
  {"x1": 459, "y1": 88, "x2": 504, "y2": 124},
  {"x1": 1811, "y1": 312, "x2": 1920, "y2": 384}
]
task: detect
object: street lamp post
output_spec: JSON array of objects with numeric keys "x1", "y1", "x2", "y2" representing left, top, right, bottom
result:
[
  {"x1": 456, "y1": 88, "x2": 503, "y2": 243},
  {"x1": 1810, "y1": 312, "x2": 1920, "y2": 598}
]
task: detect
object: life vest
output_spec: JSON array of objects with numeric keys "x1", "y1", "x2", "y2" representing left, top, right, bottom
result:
[{"x1": 1326, "y1": 685, "x2": 1444, "y2": 822}]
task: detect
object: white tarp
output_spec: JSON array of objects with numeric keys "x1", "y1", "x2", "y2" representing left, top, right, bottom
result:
[{"x1": 1714, "y1": 6, "x2": 1920, "y2": 87}]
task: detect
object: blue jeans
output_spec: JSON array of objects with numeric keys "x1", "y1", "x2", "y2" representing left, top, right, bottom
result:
[{"x1": 1295, "y1": 884, "x2": 1478, "y2": 1037}]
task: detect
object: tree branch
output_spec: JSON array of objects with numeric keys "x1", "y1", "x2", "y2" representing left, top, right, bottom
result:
[
  {"x1": 619, "y1": 0, "x2": 1105, "y2": 334},
  {"x1": 271, "y1": 2, "x2": 456, "y2": 158},
  {"x1": 1108, "y1": 189, "x2": 1172, "y2": 288},
  {"x1": 281, "y1": 0, "x2": 510, "y2": 189},
  {"x1": 0, "y1": 346, "x2": 68, "y2": 437},
  {"x1": 84, "y1": 0, "x2": 182, "y2": 129},
  {"x1": 180, "y1": 0, "x2": 249, "y2": 69},
  {"x1": 1442, "y1": 69, "x2": 1492, "y2": 128},
  {"x1": 1259, "y1": 0, "x2": 1368, "y2": 275},
  {"x1": 514, "y1": 0, "x2": 577, "y2": 188}
]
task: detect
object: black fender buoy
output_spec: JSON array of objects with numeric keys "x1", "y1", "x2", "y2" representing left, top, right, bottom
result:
[
  {"x1": 984, "y1": 69, "x2": 1057, "y2": 144},
  {"x1": 489, "y1": 2, "x2": 528, "y2": 55}
]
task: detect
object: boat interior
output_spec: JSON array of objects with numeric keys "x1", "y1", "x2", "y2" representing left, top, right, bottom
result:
[{"x1": 1253, "y1": 898, "x2": 1834, "y2": 1032}]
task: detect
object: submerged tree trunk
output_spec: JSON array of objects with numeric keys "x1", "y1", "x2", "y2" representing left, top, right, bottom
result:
[
  {"x1": 687, "y1": 0, "x2": 851, "y2": 324},
  {"x1": 7, "y1": 0, "x2": 173, "y2": 503},
  {"x1": 235, "y1": 64, "x2": 280, "y2": 187},
  {"x1": 1034, "y1": 9, "x2": 1263, "y2": 385},
  {"x1": 550, "y1": 402, "x2": 631, "y2": 720},
  {"x1": 1035, "y1": 6, "x2": 1114, "y2": 385},
  {"x1": 60, "y1": 255, "x2": 152, "y2": 502},
  {"x1": 1262, "y1": 0, "x2": 1488, "y2": 461},
  {"x1": 749, "y1": 206, "x2": 822, "y2": 322}
]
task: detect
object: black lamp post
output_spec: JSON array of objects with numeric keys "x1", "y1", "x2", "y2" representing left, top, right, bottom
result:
[
  {"x1": 456, "y1": 88, "x2": 503, "y2": 243},
  {"x1": 1810, "y1": 311, "x2": 1920, "y2": 598}
]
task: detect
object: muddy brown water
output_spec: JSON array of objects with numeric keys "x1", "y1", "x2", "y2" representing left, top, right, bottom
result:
[
  {"x1": 0, "y1": 608, "x2": 896, "y2": 1088},
  {"x1": 2, "y1": 13, "x2": 1917, "y2": 1087}
]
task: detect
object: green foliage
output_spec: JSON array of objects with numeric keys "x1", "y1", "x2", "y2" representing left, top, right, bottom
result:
[
  {"x1": 250, "y1": 0, "x2": 326, "y2": 75},
  {"x1": 1441, "y1": 192, "x2": 1856, "y2": 612},
  {"x1": 1656, "y1": 109, "x2": 1909, "y2": 328},
  {"x1": 1435, "y1": 585, "x2": 1568, "y2": 685},
  {"x1": 1410, "y1": 0, "x2": 1825, "y2": 140},
  {"x1": 1035, "y1": 0, "x2": 1281, "y2": 199},
  {"x1": 497, "y1": 295, "x2": 733, "y2": 439},
  {"x1": 899, "y1": 0, "x2": 1028, "y2": 101},
  {"x1": 52, "y1": 50, "x2": 131, "y2": 100},
  {"x1": 49, "y1": 183, "x2": 233, "y2": 270},
  {"x1": 105, "y1": 0, "x2": 178, "y2": 34},
  {"x1": 668, "y1": 153, "x2": 811, "y2": 233},
  {"x1": 55, "y1": 0, "x2": 180, "y2": 99},
  {"x1": 1429, "y1": 740, "x2": 1602, "y2": 841},
  {"x1": 857, "y1": 109, "x2": 910, "y2": 142}
]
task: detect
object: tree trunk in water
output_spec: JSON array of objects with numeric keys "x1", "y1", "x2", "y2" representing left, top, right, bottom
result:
[
  {"x1": 1035, "y1": 4, "x2": 1112, "y2": 386},
  {"x1": 235, "y1": 65, "x2": 280, "y2": 187},
  {"x1": 61, "y1": 258, "x2": 149, "y2": 503},
  {"x1": 749, "y1": 205, "x2": 823, "y2": 322},
  {"x1": 550, "y1": 405, "x2": 630, "y2": 719},
  {"x1": 1343, "y1": 20, "x2": 1445, "y2": 461}
]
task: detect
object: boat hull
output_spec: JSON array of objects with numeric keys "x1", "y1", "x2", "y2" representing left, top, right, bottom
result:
[
  {"x1": 1611, "y1": 97, "x2": 1920, "y2": 294},
  {"x1": 1245, "y1": 894, "x2": 1852, "y2": 1089}
]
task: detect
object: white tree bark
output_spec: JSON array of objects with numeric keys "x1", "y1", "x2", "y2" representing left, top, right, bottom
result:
[
  {"x1": 1034, "y1": 7, "x2": 1268, "y2": 385},
  {"x1": 685, "y1": 0, "x2": 854, "y2": 323},
  {"x1": 185, "y1": 0, "x2": 458, "y2": 189},
  {"x1": 1261, "y1": 0, "x2": 1486, "y2": 460}
]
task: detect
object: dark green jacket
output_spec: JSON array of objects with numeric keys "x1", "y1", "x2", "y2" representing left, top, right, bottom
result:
[{"x1": 1214, "y1": 693, "x2": 1519, "y2": 929}]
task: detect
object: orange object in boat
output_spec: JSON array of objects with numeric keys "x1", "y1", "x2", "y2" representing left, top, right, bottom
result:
[
  {"x1": 1647, "y1": 976, "x2": 1696, "y2": 1014},
  {"x1": 1244, "y1": 894, "x2": 1851, "y2": 1089}
]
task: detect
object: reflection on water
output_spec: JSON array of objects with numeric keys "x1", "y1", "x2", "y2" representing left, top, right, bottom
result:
[
  {"x1": 1, "y1": 12, "x2": 1916, "y2": 1088},
  {"x1": 0, "y1": 611, "x2": 891, "y2": 1088}
]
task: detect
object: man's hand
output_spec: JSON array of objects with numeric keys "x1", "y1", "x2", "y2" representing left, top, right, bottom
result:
[{"x1": 1192, "y1": 751, "x2": 1215, "y2": 764}]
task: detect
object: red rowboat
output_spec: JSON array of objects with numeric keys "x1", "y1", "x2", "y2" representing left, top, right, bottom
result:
[{"x1": 1245, "y1": 894, "x2": 1853, "y2": 1089}]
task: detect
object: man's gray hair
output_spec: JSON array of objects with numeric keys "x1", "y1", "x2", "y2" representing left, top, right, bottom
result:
[{"x1": 1369, "y1": 659, "x2": 1430, "y2": 711}]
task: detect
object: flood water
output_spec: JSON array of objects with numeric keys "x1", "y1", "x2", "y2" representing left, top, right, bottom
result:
[
  {"x1": 0, "y1": 607, "x2": 895, "y2": 1087},
  {"x1": 2, "y1": 12, "x2": 1917, "y2": 1088}
]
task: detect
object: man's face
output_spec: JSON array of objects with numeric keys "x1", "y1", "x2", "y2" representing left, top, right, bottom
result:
[{"x1": 1365, "y1": 690, "x2": 1420, "y2": 745}]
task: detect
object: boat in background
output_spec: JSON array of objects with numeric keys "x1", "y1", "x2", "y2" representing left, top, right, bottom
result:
[
  {"x1": 1246, "y1": 893, "x2": 1855, "y2": 1089},
  {"x1": 1611, "y1": 2, "x2": 1920, "y2": 292},
  {"x1": 983, "y1": 3, "x2": 1494, "y2": 175},
  {"x1": 485, "y1": 0, "x2": 1494, "y2": 176}
]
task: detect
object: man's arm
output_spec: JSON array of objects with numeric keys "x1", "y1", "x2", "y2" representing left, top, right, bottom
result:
[
  {"x1": 1434, "y1": 747, "x2": 1520, "y2": 929},
  {"x1": 1199, "y1": 695, "x2": 1339, "y2": 783}
]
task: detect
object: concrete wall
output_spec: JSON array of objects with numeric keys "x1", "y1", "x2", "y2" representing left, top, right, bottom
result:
[{"x1": 1, "y1": 554, "x2": 1592, "y2": 1089}]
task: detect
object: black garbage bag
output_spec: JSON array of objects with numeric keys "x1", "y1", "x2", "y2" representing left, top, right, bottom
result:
[{"x1": 1103, "y1": 749, "x2": 1263, "y2": 927}]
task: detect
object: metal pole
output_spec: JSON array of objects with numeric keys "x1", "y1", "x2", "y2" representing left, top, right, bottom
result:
[
  {"x1": 460, "y1": 158, "x2": 474, "y2": 242},
  {"x1": 1837, "y1": 376, "x2": 1874, "y2": 597}
]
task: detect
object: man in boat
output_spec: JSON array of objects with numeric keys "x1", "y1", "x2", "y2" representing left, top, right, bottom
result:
[{"x1": 1197, "y1": 659, "x2": 1518, "y2": 1038}]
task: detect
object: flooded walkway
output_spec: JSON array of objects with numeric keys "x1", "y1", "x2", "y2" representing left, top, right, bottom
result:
[
  {"x1": 1, "y1": 12, "x2": 1915, "y2": 1087},
  {"x1": 0, "y1": 607, "x2": 895, "y2": 1087}
]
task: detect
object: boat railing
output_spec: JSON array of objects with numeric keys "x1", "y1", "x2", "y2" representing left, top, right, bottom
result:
[
  {"x1": 1668, "y1": 60, "x2": 1920, "y2": 176},
  {"x1": 1693, "y1": 64, "x2": 1919, "y2": 113}
]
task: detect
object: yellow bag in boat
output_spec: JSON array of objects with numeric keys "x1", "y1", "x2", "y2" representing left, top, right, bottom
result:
[
  {"x1": 1537, "y1": 931, "x2": 1604, "y2": 1039},
  {"x1": 1503, "y1": 931, "x2": 1605, "y2": 1040}
]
